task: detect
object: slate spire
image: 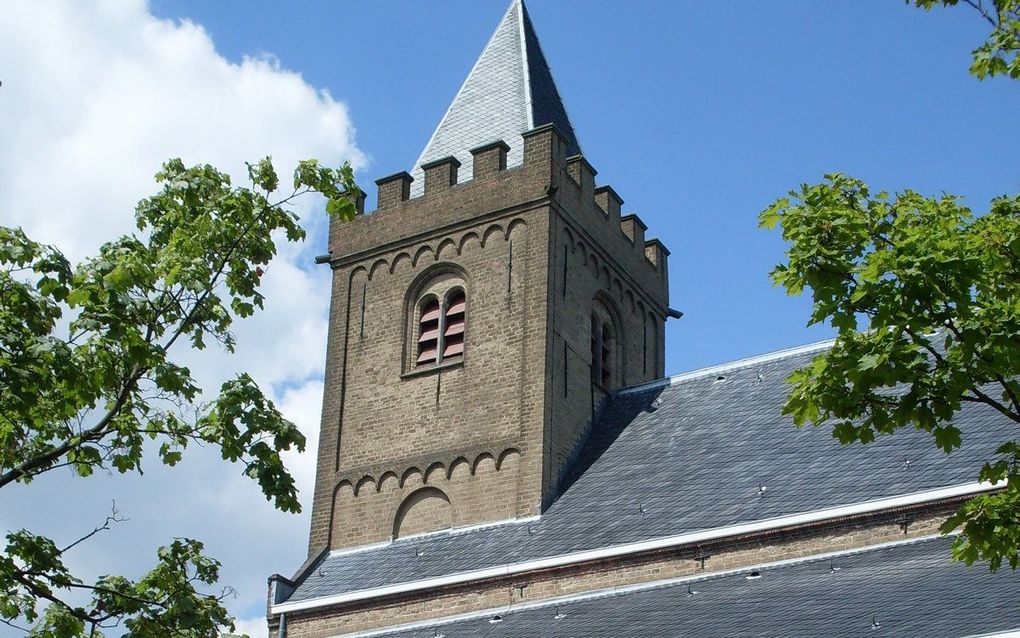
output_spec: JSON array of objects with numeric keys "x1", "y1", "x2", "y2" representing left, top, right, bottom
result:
[{"x1": 410, "y1": 0, "x2": 581, "y2": 195}]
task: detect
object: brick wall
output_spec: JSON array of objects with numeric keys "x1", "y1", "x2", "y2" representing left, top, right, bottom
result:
[
  {"x1": 279, "y1": 503, "x2": 955, "y2": 638},
  {"x1": 305, "y1": 124, "x2": 671, "y2": 555}
]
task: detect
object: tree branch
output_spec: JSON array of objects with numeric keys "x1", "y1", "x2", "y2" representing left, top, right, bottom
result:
[
  {"x1": 0, "y1": 365, "x2": 144, "y2": 489},
  {"x1": 961, "y1": 0, "x2": 999, "y2": 28},
  {"x1": 59, "y1": 505, "x2": 127, "y2": 555},
  {"x1": 2, "y1": 193, "x2": 273, "y2": 490}
]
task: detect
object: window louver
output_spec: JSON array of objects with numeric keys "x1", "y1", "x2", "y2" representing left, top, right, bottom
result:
[
  {"x1": 443, "y1": 290, "x2": 466, "y2": 358},
  {"x1": 417, "y1": 298, "x2": 440, "y2": 364}
]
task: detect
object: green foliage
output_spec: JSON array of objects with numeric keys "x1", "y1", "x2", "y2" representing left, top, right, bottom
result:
[
  {"x1": 761, "y1": 176, "x2": 1020, "y2": 570},
  {"x1": 0, "y1": 156, "x2": 358, "y2": 635},
  {"x1": 910, "y1": 0, "x2": 1020, "y2": 78},
  {"x1": 1, "y1": 531, "x2": 233, "y2": 637}
]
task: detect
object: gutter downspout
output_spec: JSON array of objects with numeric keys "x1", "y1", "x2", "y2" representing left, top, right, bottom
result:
[{"x1": 277, "y1": 613, "x2": 286, "y2": 638}]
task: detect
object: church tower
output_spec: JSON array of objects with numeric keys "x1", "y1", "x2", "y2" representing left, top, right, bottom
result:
[{"x1": 305, "y1": 0, "x2": 671, "y2": 554}]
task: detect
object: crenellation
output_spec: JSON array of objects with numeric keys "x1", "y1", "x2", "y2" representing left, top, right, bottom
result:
[
  {"x1": 421, "y1": 155, "x2": 462, "y2": 194},
  {"x1": 620, "y1": 213, "x2": 647, "y2": 247},
  {"x1": 565, "y1": 155, "x2": 597, "y2": 204},
  {"x1": 522, "y1": 122, "x2": 568, "y2": 174},
  {"x1": 643, "y1": 238, "x2": 669, "y2": 275},
  {"x1": 470, "y1": 140, "x2": 510, "y2": 180},
  {"x1": 594, "y1": 185, "x2": 623, "y2": 222},
  {"x1": 375, "y1": 171, "x2": 413, "y2": 209}
]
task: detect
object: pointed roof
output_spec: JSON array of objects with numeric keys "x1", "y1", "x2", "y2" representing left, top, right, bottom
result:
[{"x1": 409, "y1": 0, "x2": 581, "y2": 196}]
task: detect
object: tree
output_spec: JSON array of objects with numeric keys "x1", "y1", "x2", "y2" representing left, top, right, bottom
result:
[
  {"x1": 760, "y1": 0, "x2": 1020, "y2": 571},
  {"x1": 0, "y1": 157, "x2": 357, "y2": 636},
  {"x1": 912, "y1": 0, "x2": 1019, "y2": 79}
]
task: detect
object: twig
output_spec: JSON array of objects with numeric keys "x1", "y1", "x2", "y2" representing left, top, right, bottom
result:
[{"x1": 59, "y1": 503, "x2": 128, "y2": 555}]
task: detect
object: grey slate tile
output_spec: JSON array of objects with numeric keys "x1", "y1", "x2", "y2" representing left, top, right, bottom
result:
[
  {"x1": 359, "y1": 537, "x2": 1020, "y2": 638},
  {"x1": 408, "y1": 0, "x2": 581, "y2": 197}
]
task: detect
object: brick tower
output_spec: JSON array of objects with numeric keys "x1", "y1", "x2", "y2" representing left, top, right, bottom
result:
[{"x1": 304, "y1": 0, "x2": 671, "y2": 556}]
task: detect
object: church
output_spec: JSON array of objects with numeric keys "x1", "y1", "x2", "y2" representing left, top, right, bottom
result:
[{"x1": 266, "y1": 2, "x2": 1020, "y2": 636}]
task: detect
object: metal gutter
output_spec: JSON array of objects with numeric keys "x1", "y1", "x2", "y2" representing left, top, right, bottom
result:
[{"x1": 270, "y1": 481, "x2": 993, "y2": 615}]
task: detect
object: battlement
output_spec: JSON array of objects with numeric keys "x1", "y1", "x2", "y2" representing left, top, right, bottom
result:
[{"x1": 329, "y1": 124, "x2": 669, "y2": 302}]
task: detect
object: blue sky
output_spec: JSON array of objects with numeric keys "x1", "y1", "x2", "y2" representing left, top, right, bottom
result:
[{"x1": 153, "y1": 0, "x2": 1019, "y2": 374}]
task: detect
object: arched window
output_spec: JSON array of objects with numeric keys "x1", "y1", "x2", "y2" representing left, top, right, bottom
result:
[
  {"x1": 590, "y1": 297, "x2": 620, "y2": 388},
  {"x1": 407, "y1": 268, "x2": 468, "y2": 371}
]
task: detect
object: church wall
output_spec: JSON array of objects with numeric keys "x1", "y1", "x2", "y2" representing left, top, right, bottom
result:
[
  {"x1": 278, "y1": 505, "x2": 952, "y2": 638},
  {"x1": 541, "y1": 158, "x2": 670, "y2": 501},
  {"x1": 306, "y1": 128, "x2": 568, "y2": 552},
  {"x1": 304, "y1": 125, "x2": 674, "y2": 552},
  {"x1": 328, "y1": 449, "x2": 521, "y2": 548}
]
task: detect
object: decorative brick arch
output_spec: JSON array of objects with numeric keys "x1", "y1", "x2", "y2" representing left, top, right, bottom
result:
[{"x1": 392, "y1": 487, "x2": 453, "y2": 540}]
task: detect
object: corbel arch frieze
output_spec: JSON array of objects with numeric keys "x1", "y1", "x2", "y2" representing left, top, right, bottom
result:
[
  {"x1": 356, "y1": 218, "x2": 528, "y2": 283},
  {"x1": 561, "y1": 223, "x2": 664, "y2": 320},
  {"x1": 332, "y1": 443, "x2": 522, "y2": 496}
]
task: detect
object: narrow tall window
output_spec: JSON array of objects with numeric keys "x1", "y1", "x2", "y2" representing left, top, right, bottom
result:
[
  {"x1": 601, "y1": 323, "x2": 612, "y2": 387},
  {"x1": 417, "y1": 297, "x2": 441, "y2": 365},
  {"x1": 443, "y1": 289, "x2": 466, "y2": 358},
  {"x1": 590, "y1": 300, "x2": 618, "y2": 388}
]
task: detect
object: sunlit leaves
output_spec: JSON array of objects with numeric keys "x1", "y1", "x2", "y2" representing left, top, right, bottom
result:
[
  {"x1": 762, "y1": 175, "x2": 1020, "y2": 570},
  {"x1": 0, "y1": 155, "x2": 358, "y2": 634},
  {"x1": 1, "y1": 530, "x2": 237, "y2": 637},
  {"x1": 910, "y1": 0, "x2": 1020, "y2": 79},
  {"x1": 293, "y1": 159, "x2": 359, "y2": 222}
]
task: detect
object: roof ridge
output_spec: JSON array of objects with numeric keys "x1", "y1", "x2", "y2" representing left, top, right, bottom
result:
[{"x1": 616, "y1": 337, "x2": 835, "y2": 396}]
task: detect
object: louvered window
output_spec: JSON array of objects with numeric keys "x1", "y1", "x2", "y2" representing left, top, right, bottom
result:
[
  {"x1": 414, "y1": 287, "x2": 466, "y2": 368},
  {"x1": 417, "y1": 297, "x2": 441, "y2": 365},
  {"x1": 443, "y1": 289, "x2": 466, "y2": 359}
]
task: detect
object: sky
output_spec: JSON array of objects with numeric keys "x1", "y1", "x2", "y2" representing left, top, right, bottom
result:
[{"x1": 0, "y1": 1, "x2": 1017, "y2": 636}]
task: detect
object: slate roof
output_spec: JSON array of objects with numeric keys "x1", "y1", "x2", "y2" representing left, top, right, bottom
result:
[
  {"x1": 281, "y1": 341, "x2": 1013, "y2": 604},
  {"x1": 348, "y1": 536, "x2": 1020, "y2": 638},
  {"x1": 409, "y1": 0, "x2": 581, "y2": 197}
]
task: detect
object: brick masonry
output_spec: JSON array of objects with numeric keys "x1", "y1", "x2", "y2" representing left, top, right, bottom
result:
[{"x1": 305, "y1": 125, "x2": 670, "y2": 555}]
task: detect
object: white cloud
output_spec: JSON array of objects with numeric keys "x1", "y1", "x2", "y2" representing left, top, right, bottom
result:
[
  {"x1": 232, "y1": 616, "x2": 270, "y2": 638},
  {"x1": 0, "y1": 0, "x2": 363, "y2": 260},
  {"x1": 0, "y1": 0, "x2": 361, "y2": 634}
]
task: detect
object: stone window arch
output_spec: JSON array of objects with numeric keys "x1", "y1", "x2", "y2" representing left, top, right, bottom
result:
[
  {"x1": 392, "y1": 486, "x2": 453, "y2": 539},
  {"x1": 406, "y1": 265, "x2": 469, "y2": 371}
]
